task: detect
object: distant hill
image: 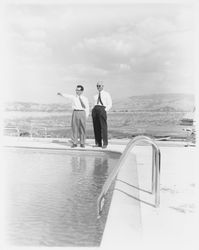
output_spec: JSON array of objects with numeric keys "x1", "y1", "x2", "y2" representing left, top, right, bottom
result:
[
  {"x1": 112, "y1": 93, "x2": 195, "y2": 112},
  {"x1": 5, "y1": 102, "x2": 71, "y2": 112},
  {"x1": 5, "y1": 93, "x2": 195, "y2": 112}
]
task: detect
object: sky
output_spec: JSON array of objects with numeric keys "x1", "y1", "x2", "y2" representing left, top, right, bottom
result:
[{"x1": 2, "y1": 2, "x2": 197, "y2": 103}]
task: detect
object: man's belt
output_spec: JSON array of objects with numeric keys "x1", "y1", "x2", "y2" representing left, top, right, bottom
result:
[{"x1": 94, "y1": 105, "x2": 106, "y2": 108}]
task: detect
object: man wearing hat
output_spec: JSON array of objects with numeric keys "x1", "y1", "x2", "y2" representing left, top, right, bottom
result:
[
  {"x1": 92, "y1": 81, "x2": 112, "y2": 148},
  {"x1": 57, "y1": 85, "x2": 89, "y2": 148}
]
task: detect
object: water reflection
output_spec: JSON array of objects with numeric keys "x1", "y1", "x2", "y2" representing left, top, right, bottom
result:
[
  {"x1": 71, "y1": 155, "x2": 87, "y2": 173},
  {"x1": 68, "y1": 155, "x2": 110, "y2": 246},
  {"x1": 92, "y1": 157, "x2": 109, "y2": 195},
  {"x1": 93, "y1": 157, "x2": 109, "y2": 177},
  {"x1": 5, "y1": 149, "x2": 118, "y2": 247}
]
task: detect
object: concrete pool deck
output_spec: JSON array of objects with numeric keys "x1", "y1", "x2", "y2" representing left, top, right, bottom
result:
[{"x1": 2, "y1": 136, "x2": 198, "y2": 250}]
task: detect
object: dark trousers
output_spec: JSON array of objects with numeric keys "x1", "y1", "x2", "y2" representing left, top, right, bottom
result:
[{"x1": 92, "y1": 105, "x2": 108, "y2": 146}]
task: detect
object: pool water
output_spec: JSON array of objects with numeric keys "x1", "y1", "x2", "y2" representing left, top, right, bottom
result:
[{"x1": 4, "y1": 148, "x2": 120, "y2": 246}]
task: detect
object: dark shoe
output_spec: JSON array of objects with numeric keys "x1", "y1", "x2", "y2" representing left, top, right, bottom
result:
[
  {"x1": 102, "y1": 145, "x2": 107, "y2": 149},
  {"x1": 80, "y1": 144, "x2": 85, "y2": 148},
  {"x1": 93, "y1": 144, "x2": 102, "y2": 148},
  {"x1": 71, "y1": 144, "x2": 77, "y2": 148}
]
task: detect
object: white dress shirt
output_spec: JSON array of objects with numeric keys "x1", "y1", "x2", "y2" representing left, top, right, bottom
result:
[
  {"x1": 94, "y1": 90, "x2": 112, "y2": 112},
  {"x1": 62, "y1": 93, "x2": 89, "y2": 118}
]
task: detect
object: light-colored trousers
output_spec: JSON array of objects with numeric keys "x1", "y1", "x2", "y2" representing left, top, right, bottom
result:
[{"x1": 71, "y1": 110, "x2": 86, "y2": 145}]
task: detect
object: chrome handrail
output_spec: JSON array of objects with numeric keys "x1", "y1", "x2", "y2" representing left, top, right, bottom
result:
[{"x1": 97, "y1": 135, "x2": 161, "y2": 215}]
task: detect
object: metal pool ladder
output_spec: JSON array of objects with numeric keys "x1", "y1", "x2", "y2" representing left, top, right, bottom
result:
[{"x1": 97, "y1": 135, "x2": 161, "y2": 215}]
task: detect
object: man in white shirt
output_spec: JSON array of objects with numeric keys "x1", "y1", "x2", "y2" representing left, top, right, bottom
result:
[
  {"x1": 92, "y1": 81, "x2": 112, "y2": 148},
  {"x1": 57, "y1": 85, "x2": 89, "y2": 148}
]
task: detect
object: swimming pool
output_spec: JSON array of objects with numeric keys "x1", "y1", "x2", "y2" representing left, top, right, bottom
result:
[{"x1": 4, "y1": 147, "x2": 120, "y2": 246}]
